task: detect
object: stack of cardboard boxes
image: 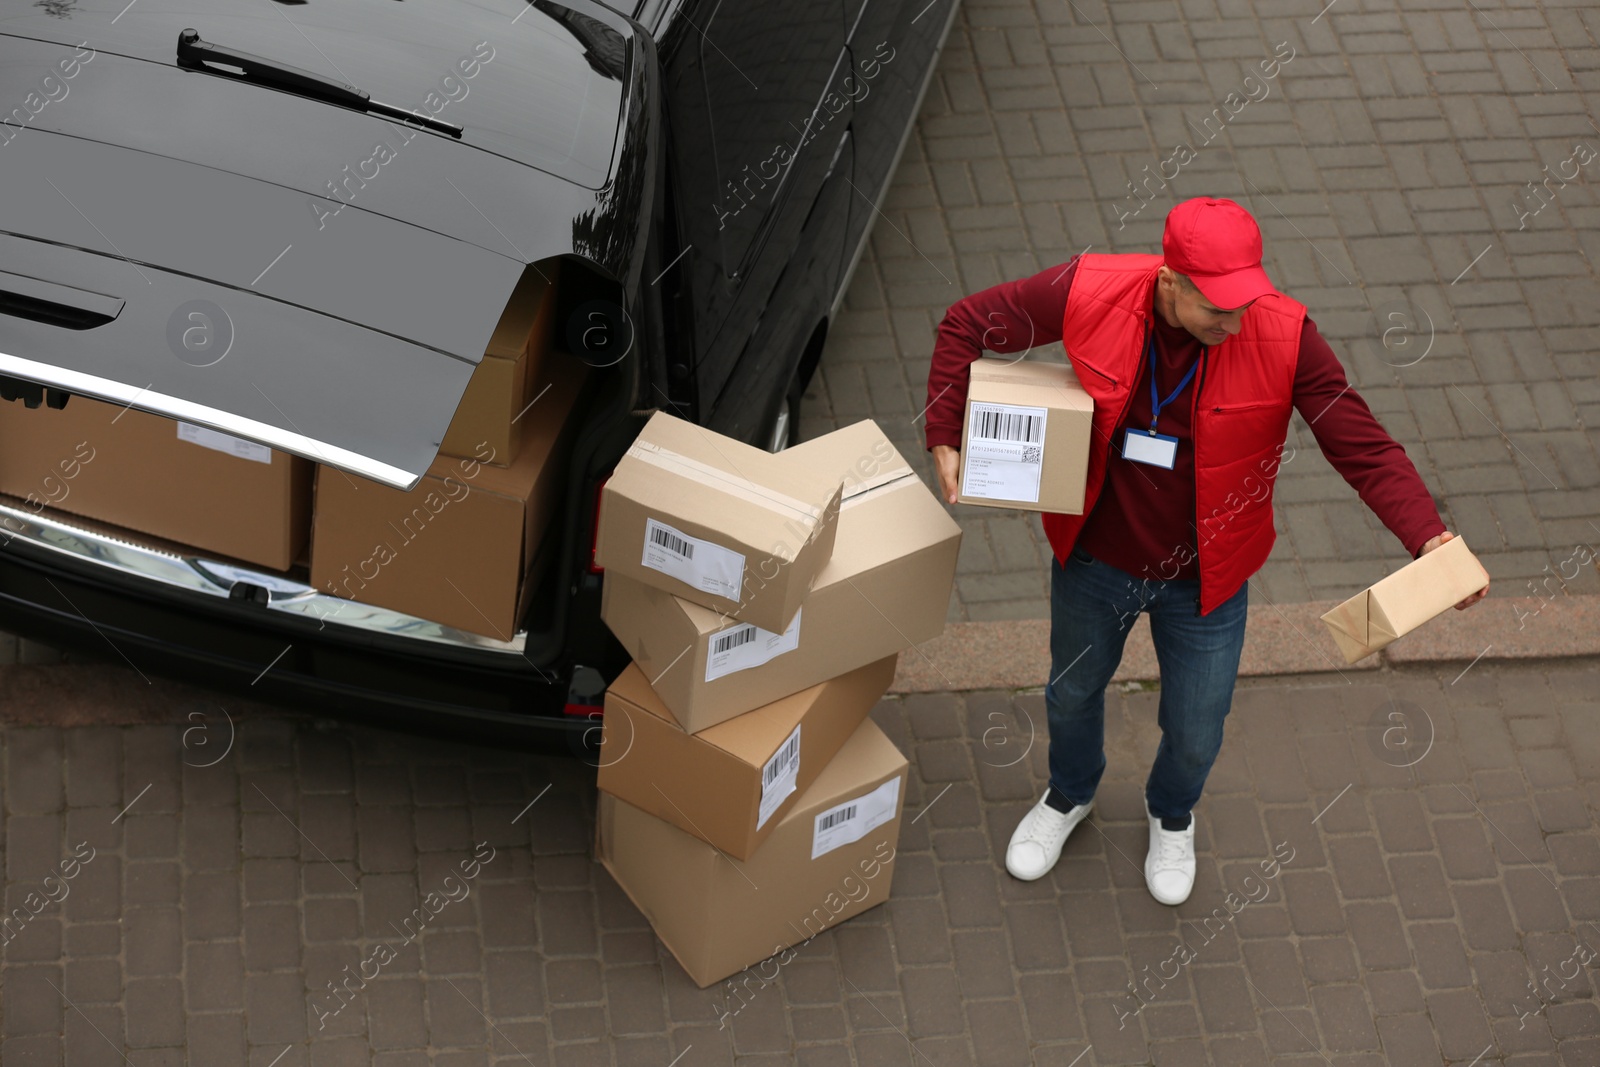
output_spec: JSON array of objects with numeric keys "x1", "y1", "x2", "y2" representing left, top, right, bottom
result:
[{"x1": 592, "y1": 413, "x2": 961, "y2": 988}]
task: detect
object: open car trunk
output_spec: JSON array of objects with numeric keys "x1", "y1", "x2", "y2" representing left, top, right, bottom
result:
[
  {"x1": 0, "y1": 253, "x2": 640, "y2": 676},
  {"x1": 0, "y1": 0, "x2": 640, "y2": 489},
  {"x1": 0, "y1": 0, "x2": 658, "y2": 666}
]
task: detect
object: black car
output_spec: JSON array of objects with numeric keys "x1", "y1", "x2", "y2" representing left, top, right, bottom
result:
[{"x1": 0, "y1": 0, "x2": 960, "y2": 752}]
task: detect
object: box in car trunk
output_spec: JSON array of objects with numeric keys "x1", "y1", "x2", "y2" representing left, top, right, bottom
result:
[
  {"x1": 439, "y1": 261, "x2": 561, "y2": 467},
  {"x1": 0, "y1": 394, "x2": 311, "y2": 570},
  {"x1": 309, "y1": 350, "x2": 588, "y2": 639}
]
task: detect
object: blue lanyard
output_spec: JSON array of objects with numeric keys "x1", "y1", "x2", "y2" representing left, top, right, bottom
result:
[{"x1": 1147, "y1": 331, "x2": 1204, "y2": 436}]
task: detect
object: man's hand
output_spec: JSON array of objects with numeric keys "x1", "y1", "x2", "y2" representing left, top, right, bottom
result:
[
  {"x1": 1420, "y1": 530, "x2": 1489, "y2": 610},
  {"x1": 932, "y1": 444, "x2": 960, "y2": 505}
]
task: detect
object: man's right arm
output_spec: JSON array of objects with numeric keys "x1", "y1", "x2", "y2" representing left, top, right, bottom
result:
[{"x1": 924, "y1": 258, "x2": 1077, "y2": 501}]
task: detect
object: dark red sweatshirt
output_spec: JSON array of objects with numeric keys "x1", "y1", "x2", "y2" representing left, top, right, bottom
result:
[{"x1": 923, "y1": 257, "x2": 1447, "y2": 582}]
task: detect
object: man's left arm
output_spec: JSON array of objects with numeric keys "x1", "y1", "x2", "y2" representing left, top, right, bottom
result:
[{"x1": 1290, "y1": 317, "x2": 1488, "y2": 610}]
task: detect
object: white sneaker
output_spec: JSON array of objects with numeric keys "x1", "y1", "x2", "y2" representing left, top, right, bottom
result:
[
  {"x1": 1144, "y1": 806, "x2": 1196, "y2": 905},
  {"x1": 1006, "y1": 792, "x2": 1094, "y2": 881}
]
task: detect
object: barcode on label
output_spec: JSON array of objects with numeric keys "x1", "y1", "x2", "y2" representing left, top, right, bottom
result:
[
  {"x1": 973, "y1": 408, "x2": 1043, "y2": 443},
  {"x1": 764, "y1": 731, "x2": 801, "y2": 789},
  {"x1": 757, "y1": 723, "x2": 802, "y2": 829},
  {"x1": 649, "y1": 525, "x2": 694, "y2": 559},
  {"x1": 705, "y1": 608, "x2": 802, "y2": 684},
  {"x1": 961, "y1": 402, "x2": 1049, "y2": 503},
  {"x1": 818, "y1": 805, "x2": 857, "y2": 831},
  {"x1": 642, "y1": 519, "x2": 745, "y2": 599},
  {"x1": 812, "y1": 776, "x2": 900, "y2": 859},
  {"x1": 712, "y1": 625, "x2": 756, "y2": 656}
]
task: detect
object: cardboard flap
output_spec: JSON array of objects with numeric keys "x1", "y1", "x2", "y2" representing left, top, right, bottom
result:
[
  {"x1": 1321, "y1": 590, "x2": 1372, "y2": 644},
  {"x1": 841, "y1": 467, "x2": 914, "y2": 503},
  {"x1": 840, "y1": 474, "x2": 937, "y2": 518},
  {"x1": 1325, "y1": 627, "x2": 1370, "y2": 665},
  {"x1": 629, "y1": 411, "x2": 842, "y2": 512},
  {"x1": 1323, "y1": 589, "x2": 1390, "y2": 664},
  {"x1": 783, "y1": 422, "x2": 959, "y2": 580},
  {"x1": 1366, "y1": 597, "x2": 1401, "y2": 644},
  {"x1": 776, "y1": 419, "x2": 913, "y2": 498},
  {"x1": 969, "y1": 357, "x2": 1094, "y2": 410},
  {"x1": 627, "y1": 440, "x2": 827, "y2": 522}
]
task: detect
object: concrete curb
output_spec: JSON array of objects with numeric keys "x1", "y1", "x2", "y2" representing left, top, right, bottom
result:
[
  {"x1": 2, "y1": 595, "x2": 1591, "y2": 727},
  {"x1": 889, "y1": 592, "x2": 1600, "y2": 693}
]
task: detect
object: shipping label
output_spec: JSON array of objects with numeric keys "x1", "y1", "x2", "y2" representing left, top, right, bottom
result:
[
  {"x1": 641, "y1": 517, "x2": 744, "y2": 599},
  {"x1": 811, "y1": 775, "x2": 901, "y2": 859},
  {"x1": 704, "y1": 608, "x2": 802, "y2": 683},
  {"x1": 961, "y1": 401, "x2": 1047, "y2": 503},
  {"x1": 757, "y1": 724, "x2": 802, "y2": 830},
  {"x1": 177, "y1": 422, "x2": 273, "y2": 464}
]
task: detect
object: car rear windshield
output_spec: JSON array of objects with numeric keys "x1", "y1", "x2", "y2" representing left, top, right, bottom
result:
[{"x1": 0, "y1": 0, "x2": 628, "y2": 189}]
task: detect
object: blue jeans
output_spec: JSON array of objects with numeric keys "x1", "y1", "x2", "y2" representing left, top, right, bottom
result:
[{"x1": 1045, "y1": 544, "x2": 1249, "y2": 822}]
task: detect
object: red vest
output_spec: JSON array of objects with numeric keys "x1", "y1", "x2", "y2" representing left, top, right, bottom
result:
[{"x1": 1041, "y1": 254, "x2": 1305, "y2": 615}]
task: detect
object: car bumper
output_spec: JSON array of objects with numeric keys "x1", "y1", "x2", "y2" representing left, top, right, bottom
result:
[{"x1": 0, "y1": 504, "x2": 599, "y2": 754}]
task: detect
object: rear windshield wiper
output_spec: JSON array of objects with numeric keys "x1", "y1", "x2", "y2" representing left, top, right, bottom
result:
[{"x1": 176, "y1": 28, "x2": 464, "y2": 139}]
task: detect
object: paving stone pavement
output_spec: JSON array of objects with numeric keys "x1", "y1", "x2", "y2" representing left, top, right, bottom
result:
[
  {"x1": 799, "y1": 0, "x2": 1600, "y2": 623},
  {"x1": 4, "y1": 2, "x2": 1600, "y2": 1065},
  {"x1": 0, "y1": 656, "x2": 1596, "y2": 1065}
]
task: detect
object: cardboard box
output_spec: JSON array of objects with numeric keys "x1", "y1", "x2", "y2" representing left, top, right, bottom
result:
[
  {"x1": 440, "y1": 262, "x2": 560, "y2": 466},
  {"x1": 957, "y1": 357, "x2": 1093, "y2": 513},
  {"x1": 1321, "y1": 535, "x2": 1491, "y2": 663},
  {"x1": 0, "y1": 394, "x2": 310, "y2": 569},
  {"x1": 309, "y1": 351, "x2": 587, "y2": 639},
  {"x1": 593, "y1": 411, "x2": 842, "y2": 633},
  {"x1": 598, "y1": 654, "x2": 896, "y2": 858},
  {"x1": 601, "y1": 420, "x2": 960, "y2": 728},
  {"x1": 596, "y1": 716, "x2": 908, "y2": 988}
]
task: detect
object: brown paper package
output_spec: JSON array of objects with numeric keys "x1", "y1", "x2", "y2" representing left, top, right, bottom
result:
[{"x1": 1320, "y1": 535, "x2": 1490, "y2": 663}]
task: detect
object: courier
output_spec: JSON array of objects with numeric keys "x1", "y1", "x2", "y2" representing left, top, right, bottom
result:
[{"x1": 921, "y1": 197, "x2": 1489, "y2": 906}]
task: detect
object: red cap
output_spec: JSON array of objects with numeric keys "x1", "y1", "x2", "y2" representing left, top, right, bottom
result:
[{"x1": 1162, "y1": 197, "x2": 1278, "y2": 309}]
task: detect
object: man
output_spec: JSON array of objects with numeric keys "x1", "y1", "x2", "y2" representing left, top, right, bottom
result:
[{"x1": 923, "y1": 197, "x2": 1488, "y2": 905}]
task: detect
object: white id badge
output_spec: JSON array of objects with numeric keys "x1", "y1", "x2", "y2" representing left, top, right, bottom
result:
[{"x1": 1123, "y1": 429, "x2": 1179, "y2": 469}]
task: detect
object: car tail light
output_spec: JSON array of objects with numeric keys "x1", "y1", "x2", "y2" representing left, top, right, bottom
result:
[{"x1": 588, "y1": 474, "x2": 609, "y2": 574}]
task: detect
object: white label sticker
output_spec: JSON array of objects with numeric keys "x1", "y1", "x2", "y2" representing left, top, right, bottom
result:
[
  {"x1": 705, "y1": 608, "x2": 802, "y2": 683},
  {"x1": 811, "y1": 776, "x2": 901, "y2": 860},
  {"x1": 961, "y1": 402, "x2": 1048, "y2": 503},
  {"x1": 757, "y1": 724, "x2": 802, "y2": 830},
  {"x1": 177, "y1": 422, "x2": 273, "y2": 464},
  {"x1": 641, "y1": 518, "x2": 745, "y2": 600},
  {"x1": 1122, "y1": 429, "x2": 1178, "y2": 469}
]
